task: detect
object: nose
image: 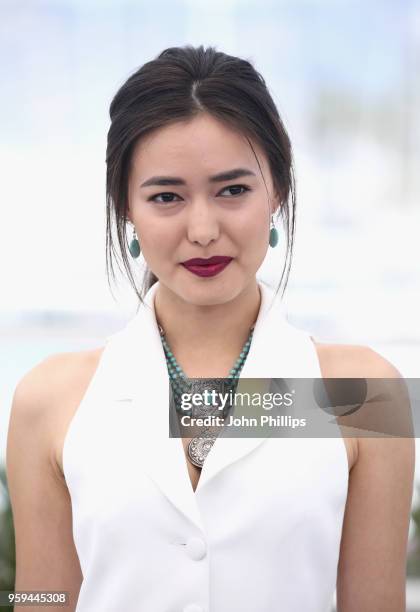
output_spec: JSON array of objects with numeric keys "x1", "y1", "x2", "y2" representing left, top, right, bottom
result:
[{"x1": 186, "y1": 199, "x2": 220, "y2": 247}]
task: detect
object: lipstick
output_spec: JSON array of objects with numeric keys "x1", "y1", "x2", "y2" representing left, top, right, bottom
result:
[{"x1": 181, "y1": 256, "x2": 233, "y2": 278}]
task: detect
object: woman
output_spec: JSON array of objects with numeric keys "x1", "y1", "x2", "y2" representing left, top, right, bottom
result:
[{"x1": 7, "y1": 45, "x2": 415, "y2": 612}]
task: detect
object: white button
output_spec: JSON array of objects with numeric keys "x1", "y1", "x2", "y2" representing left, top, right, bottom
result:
[
  {"x1": 183, "y1": 605, "x2": 204, "y2": 612},
  {"x1": 185, "y1": 536, "x2": 207, "y2": 560}
]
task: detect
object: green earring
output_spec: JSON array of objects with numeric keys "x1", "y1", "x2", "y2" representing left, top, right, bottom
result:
[
  {"x1": 129, "y1": 226, "x2": 140, "y2": 258},
  {"x1": 269, "y1": 215, "x2": 279, "y2": 248}
]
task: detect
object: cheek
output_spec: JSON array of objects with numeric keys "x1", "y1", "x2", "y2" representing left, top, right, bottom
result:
[
  {"x1": 234, "y1": 204, "x2": 268, "y2": 241},
  {"x1": 235, "y1": 206, "x2": 269, "y2": 263},
  {"x1": 137, "y1": 215, "x2": 180, "y2": 260}
]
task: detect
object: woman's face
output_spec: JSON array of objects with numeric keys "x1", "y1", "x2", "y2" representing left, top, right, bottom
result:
[{"x1": 127, "y1": 112, "x2": 280, "y2": 306}]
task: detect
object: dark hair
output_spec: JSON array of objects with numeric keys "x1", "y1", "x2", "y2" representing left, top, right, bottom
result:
[{"x1": 106, "y1": 44, "x2": 296, "y2": 305}]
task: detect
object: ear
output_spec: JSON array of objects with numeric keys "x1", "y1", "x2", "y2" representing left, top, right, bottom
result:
[
  {"x1": 125, "y1": 208, "x2": 133, "y2": 226},
  {"x1": 271, "y1": 189, "x2": 283, "y2": 216}
]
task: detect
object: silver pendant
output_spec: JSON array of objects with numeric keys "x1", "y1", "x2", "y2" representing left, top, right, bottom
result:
[
  {"x1": 179, "y1": 380, "x2": 236, "y2": 468},
  {"x1": 188, "y1": 435, "x2": 217, "y2": 468}
]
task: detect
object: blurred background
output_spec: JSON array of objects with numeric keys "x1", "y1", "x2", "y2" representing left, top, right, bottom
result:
[{"x1": 1, "y1": 0, "x2": 419, "y2": 609}]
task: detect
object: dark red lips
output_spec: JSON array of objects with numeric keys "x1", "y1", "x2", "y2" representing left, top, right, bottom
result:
[
  {"x1": 181, "y1": 256, "x2": 233, "y2": 278},
  {"x1": 182, "y1": 256, "x2": 232, "y2": 265}
]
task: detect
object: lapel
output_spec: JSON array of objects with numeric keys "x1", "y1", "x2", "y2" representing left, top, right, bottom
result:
[{"x1": 107, "y1": 279, "x2": 314, "y2": 532}]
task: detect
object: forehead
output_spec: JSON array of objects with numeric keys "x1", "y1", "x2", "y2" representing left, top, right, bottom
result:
[{"x1": 130, "y1": 113, "x2": 268, "y2": 177}]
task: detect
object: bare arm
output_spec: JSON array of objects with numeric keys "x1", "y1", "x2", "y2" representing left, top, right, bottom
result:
[
  {"x1": 336, "y1": 348, "x2": 415, "y2": 611},
  {"x1": 6, "y1": 355, "x2": 84, "y2": 611}
]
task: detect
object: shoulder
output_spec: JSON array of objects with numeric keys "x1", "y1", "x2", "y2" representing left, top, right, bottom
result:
[
  {"x1": 12, "y1": 347, "x2": 105, "y2": 416},
  {"x1": 9, "y1": 348, "x2": 105, "y2": 473},
  {"x1": 314, "y1": 340, "x2": 414, "y2": 455},
  {"x1": 312, "y1": 340, "x2": 402, "y2": 378},
  {"x1": 312, "y1": 341, "x2": 413, "y2": 466}
]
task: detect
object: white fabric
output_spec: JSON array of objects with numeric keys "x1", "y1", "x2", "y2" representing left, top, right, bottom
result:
[{"x1": 63, "y1": 279, "x2": 349, "y2": 612}]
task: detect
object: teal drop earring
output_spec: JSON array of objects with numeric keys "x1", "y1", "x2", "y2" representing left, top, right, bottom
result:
[
  {"x1": 128, "y1": 226, "x2": 140, "y2": 258},
  {"x1": 269, "y1": 215, "x2": 279, "y2": 248}
]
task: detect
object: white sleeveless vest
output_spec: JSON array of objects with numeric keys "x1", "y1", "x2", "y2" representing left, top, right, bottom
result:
[{"x1": 63, "y1": 279, "x2": 349, "y2": 612}]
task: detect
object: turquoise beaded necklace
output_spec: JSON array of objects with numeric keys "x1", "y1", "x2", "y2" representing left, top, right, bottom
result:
[{"x1": 158, "y1": 322, "x2": 255, "y2": 468}]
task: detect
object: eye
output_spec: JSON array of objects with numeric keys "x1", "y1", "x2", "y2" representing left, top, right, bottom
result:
[
  {"x1": 147, "y1": 192, "x2": 182, "y2": 204},
  {"x1": 219, "y1": 184, "x2": 251, "y2": 197}
]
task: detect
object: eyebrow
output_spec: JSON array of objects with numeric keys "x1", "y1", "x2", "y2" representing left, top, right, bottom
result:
[{"x1": 140, "y1": 167, "x2": 257, "y2": 188}]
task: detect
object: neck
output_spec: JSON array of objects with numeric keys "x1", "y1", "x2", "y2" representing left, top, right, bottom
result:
[{"x1": 153, "y1": 279, "x2": 261, "y2": 372}]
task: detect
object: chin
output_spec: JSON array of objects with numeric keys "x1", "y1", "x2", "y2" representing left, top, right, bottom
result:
[{"x1": 183, "y1": 279, "x2": 246, "y2": 306}]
